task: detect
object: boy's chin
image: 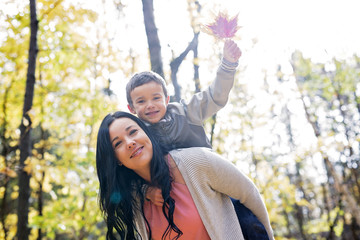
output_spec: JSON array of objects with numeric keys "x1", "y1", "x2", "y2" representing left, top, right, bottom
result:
[
  {"x1": 145, "y1": 115, "x2": 164, "y2": 124},
  {"x1": 145, "y1": 118, "x2": 161, "y2": 124}
]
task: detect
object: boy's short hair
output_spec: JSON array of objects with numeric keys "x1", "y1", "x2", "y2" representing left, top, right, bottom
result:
[{"x1": 126, "y1": 71, "x2": 168, "y2": 107}]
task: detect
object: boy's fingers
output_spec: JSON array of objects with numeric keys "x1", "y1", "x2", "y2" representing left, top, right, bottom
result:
[
  {"x1": 225, "y1": 39, "x2": 238, "y2": 48},
  {"x1": 224, "y1": 40, "x2": 241, "y2": 61},
  {"x1": 224, "y1": 49, "x2": 241, "y2": 62},
  {"x1": 155, "y1": 195, "x2": 164, "y2": 201},
  {"x1": 234, "y1": 48, "x2": 242, "y2": 58},
  {"x1": 155, "y1": 189, "x2": 164, "y2": 204},
  {"x1": 154, "y1": 196, "x2": 164, "y2": 207}
]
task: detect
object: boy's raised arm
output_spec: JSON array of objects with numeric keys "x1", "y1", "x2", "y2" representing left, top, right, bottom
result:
[{"x1": 182, "y1": 40, "x2": 242, "y2": 124}]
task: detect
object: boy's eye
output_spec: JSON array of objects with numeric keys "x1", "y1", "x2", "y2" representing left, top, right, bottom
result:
[
  {"x1": 154, "y1": 96, "x2": 161, "y2": 100},
  {"x1": 137, "y1": 100, "x2": 145, "y2": 104}
]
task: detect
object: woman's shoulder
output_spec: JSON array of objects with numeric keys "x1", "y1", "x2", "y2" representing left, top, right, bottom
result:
[
  {"x1": 170, "y1": 147, "x2": 211, "y2": 157},
  {"x1": 169, "y1": 147, "x2": 222, "y2": 166}
]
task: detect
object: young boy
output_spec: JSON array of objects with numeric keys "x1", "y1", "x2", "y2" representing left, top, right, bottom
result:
[
  {"x1": 126, "y1": 40, "x2": 269, "y2": 239},
  {"x1": 126, "y1": 40, "x2": 240, "y2": 151}
]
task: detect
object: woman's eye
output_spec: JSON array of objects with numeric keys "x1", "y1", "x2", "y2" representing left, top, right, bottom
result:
[
  {"x1": 129, "y1": 129, "x2": 138, "y2": 135},
  {"x1": 114, "y1": 141, "x2": 122, "y2": 148}
]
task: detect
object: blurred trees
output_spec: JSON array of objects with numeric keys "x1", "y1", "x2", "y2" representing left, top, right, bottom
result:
[
  {"x1": 215, "y1": 51, "x2": 360, "y2": 239},
  {"x1": 0, "y1": 0, "x2": 359, "y2": 239},
  {"x1": 1, "y1": 0, "x2": 120, "y2": 239},
  {"x1": 290, "y1": 52, "x2": 360, "y2": 239}
]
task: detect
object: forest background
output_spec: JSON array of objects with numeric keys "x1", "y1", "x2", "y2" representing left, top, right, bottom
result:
[{"x1": 1, "y1": 0, "x2": 360, "y2": 239}]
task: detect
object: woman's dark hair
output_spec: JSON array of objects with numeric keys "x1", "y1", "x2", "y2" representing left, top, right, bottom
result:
[{"x1": 96, "y1": 111, "x2": 182, "y2": 239}]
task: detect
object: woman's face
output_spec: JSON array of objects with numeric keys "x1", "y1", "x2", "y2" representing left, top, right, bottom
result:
[{"x1": 109, "y1": 117, "x2": 153, "y2": 179}]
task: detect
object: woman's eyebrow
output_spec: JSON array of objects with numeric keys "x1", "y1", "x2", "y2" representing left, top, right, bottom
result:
[
  {"x1": 111, "y1": 125, "x2": 135, "y2": 144},
  {"x1": 111, "y1": 136, "x2": 119, "y2": 144}
]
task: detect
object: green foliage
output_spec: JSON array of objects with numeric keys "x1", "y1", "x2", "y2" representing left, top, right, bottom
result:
[
  {"x1": 1, "y1": 0, "x2": 121, "y2": 239},
  {"x1": 1, "y1": 1, "x2": 359, "y2": 239}
]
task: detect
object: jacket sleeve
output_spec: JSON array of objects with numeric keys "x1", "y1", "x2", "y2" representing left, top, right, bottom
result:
[
  {"x1": 182, "y1": 59, "x2": 238, "y2": 125},
  {"x1": 201, "y1": 148, "x2": 274, "y2": 239}
]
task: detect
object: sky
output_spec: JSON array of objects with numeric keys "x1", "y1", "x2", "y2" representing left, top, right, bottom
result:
[
  {"x1": 218, "y1": 0, "x2": 360, "y2": 61},
  {"x1": 155, "y1": 0, "x2": 360, "y2": 60},
  {"x1": 105, "y1": 0, "x2": 360, "y2": 110},
  {"x1": 4, "y1": 0, "x2": 360, "y2": 86}
]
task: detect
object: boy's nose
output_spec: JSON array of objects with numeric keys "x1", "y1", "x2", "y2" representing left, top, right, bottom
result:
[{"x1": 146, "y1": 101, "x2": 155, "y2": 109}]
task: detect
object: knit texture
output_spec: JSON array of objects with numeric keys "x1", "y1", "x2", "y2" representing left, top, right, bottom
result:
[{"x1": 135, "y1": 147, "x2": 274, "y2": 239}]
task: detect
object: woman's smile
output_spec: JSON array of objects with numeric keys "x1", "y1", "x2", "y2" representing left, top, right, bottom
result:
[
  {"x1": 109, "y1": 117, "x2": 153, "y2": 181},
  {"x1": 131, "y1": 146, "x2": 144, "y2": 158}
]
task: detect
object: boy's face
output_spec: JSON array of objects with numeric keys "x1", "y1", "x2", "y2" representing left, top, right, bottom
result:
[{"x1": 128, "y1": 81, "x2": 169, "y2": 124}]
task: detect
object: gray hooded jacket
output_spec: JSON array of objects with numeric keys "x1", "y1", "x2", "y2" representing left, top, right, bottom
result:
[{"x1": 145, "y1": 59, "x2": 238, "y2": 150}]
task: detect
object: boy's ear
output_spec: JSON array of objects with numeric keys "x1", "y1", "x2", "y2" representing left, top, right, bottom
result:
[
  {"x1": 127, "y1": 104, "x2": 136, "y2": 114},
  {"x1": 165, "y1": 96, "x2": 170, "y2": 105}
]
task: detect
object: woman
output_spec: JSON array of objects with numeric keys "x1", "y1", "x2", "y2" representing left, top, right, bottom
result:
[{"x1": 96, "y1": 111, "x2": 274, "y2": 240}]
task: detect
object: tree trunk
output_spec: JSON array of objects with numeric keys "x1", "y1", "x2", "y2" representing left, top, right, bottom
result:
[
  {"x1": 16, "y1": 0, "x2": 38, "y2": 239},
  {"x1": 141, "y1": 0, "x2": 164, "y2": 78},
  {"x1": 36, "y1": 171, "x2": 44, "y2": 240},
  {"x1": 327, "y1": 198, "x2": 342, "y2": 240},
  {"x1": 323, "y1": 156, "x2": 360, "y2": 225},
  {"x1": 209, "y1": 114, "x2": 217, "y2": 146},
  {"x1": 294, "y1": 203, "x2": 307, "y2": 240},
  {"x1": 1, "y1": 180, "x2": 9, "y2": 239},
  {"x1": 1, "y1": 81, "x2": 13, "y2": 240},
  {"x1": 192, "y1": 44, "x2": 200, "y2": 93},
  {"x1": 170, "y1": 33, "x2": 199, "y2": 102}
]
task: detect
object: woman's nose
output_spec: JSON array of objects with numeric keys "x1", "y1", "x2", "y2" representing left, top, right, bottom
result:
[{"x1": 127, "y1": 140, "x2": 136, "y2": 149}]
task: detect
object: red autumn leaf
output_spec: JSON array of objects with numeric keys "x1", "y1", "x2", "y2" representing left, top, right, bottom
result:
[{"x1": 203, "y1": 12, "x2": 240, "y2": 39}]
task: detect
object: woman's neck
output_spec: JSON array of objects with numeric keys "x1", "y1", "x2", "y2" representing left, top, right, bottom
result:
[{"x1": 134, "y1": 168, "x2": 151, "y2": 183}]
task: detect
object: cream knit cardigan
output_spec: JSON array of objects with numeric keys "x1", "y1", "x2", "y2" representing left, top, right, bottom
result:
[{"x1": 135, "y1": 147, "x2": 274, "y2": 240}]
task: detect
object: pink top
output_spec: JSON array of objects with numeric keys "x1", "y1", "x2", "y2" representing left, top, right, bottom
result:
[{"x1": 143, "y1": 182, "x2": 211, "y2": 240}]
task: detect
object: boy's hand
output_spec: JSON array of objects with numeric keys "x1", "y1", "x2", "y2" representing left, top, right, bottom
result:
[
  {"x1": 146, "y1": 186, "x2": 164, "y2": 207},
  {"x1": 223, "y1": 39, "x2": 242, "y2": 63}
]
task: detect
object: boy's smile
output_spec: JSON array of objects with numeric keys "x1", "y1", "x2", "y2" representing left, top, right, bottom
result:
[{"x1": 128, "y1": 81, "x2": 170, "y2": 124}]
